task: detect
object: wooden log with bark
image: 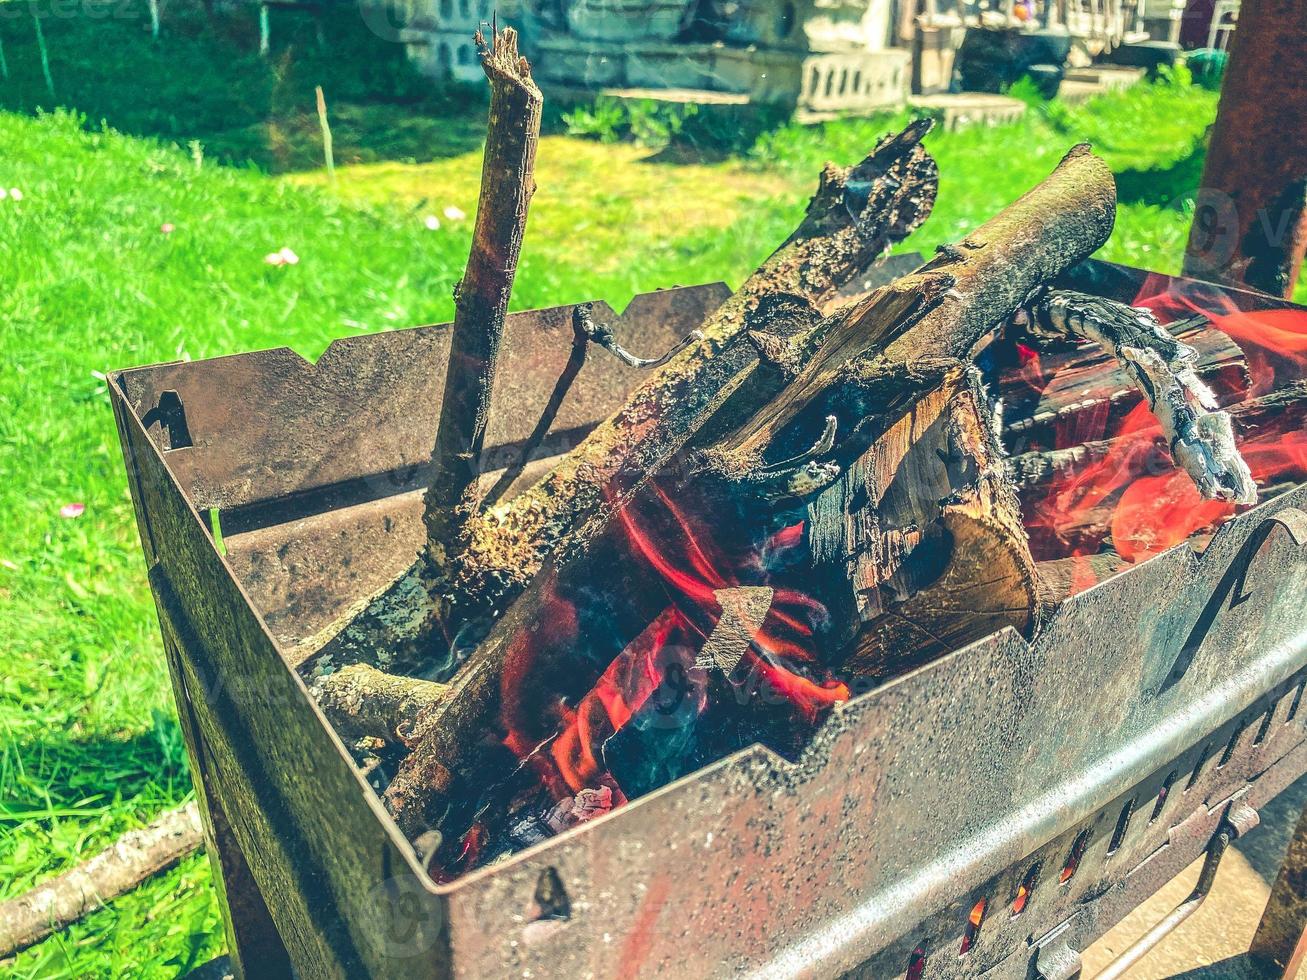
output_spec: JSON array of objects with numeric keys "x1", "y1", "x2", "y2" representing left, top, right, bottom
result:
[
  {"x1": 300, "y1": 115, "x2": 942, "y2": 677},
  {"x1": 382, "y1": 145, "x2": 1121, "y2": 839},
  {"x1": 424, "y1": 26, "x2": 542, "y2": 562},
  {"x1": 311, "y1": 664, "x2": 448, "y2": 746}
]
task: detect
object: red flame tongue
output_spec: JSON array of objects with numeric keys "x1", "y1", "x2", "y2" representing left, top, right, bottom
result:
[
  {"x1": 520, "y1": 479, "x2": 847, "y2": 805},
  {"x1": 1138, "y1": 274, "x2": 1307, "y2": 395}
]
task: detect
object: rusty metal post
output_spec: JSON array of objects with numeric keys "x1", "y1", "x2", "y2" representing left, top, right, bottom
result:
[
  {"x1": 1250, "y1": 799, "x2": 1307, "y2": 978},
  {"x1": 1183, "y1": 0, "x2": 1307, "y2": 298}
]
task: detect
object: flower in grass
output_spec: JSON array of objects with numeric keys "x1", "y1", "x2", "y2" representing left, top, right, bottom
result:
[
  {"x1": 264, "y1": 247, "x2": 300, "y2": 267},
  {"x1": 9, "y1": 188, "x2": 22, "y2": 202},
  {"x1": 423, "y1": 214, "x2": 441, "y2": 231},
  {"x1": 442, "y1": 205, "x2": 466, "y2": 221},
  {"x1": 160, "y1": 222, "x2": 175, "y2": 235},
  {"x1": 60, "y1": 502, "x2": 85, "y2": 519}
]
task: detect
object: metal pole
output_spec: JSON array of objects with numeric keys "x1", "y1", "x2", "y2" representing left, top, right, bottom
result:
[
  {"x1": 1183, "y1": 0, "x2": 1307, "y2": 297},
  {"x1": 30, "y1": 2, "x2": 54, "y2": 101}
]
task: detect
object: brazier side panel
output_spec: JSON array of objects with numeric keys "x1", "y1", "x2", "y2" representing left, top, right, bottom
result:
[
  {"x1": 438, "y1": 489, "x2": 1307, "y2": 979},
  {"x1": 116, "y1": 284, "x2": 731, "y2": 513},
  {"x1": 114, "y1": 385, "x2": 449, "y2": 979}
]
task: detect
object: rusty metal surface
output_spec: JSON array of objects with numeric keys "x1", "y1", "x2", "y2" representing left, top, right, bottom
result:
[
  {"x1": 112, "y1": 264, "x2": 1307, "y2": 980},
  {"x1": 435, "y1": 490, "x2": 1307, "y2": 979},
  {"x1": 116, "y1": 283, "x2": 729, "y2": 515}
]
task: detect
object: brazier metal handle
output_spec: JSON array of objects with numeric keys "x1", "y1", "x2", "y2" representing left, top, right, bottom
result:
[
  {"x1": 1089, "y1": 802, "x2": 1260, "y2": 980},
  {"x1": 1163, "y1": 507, "x2": 1307, "y2": 694}
]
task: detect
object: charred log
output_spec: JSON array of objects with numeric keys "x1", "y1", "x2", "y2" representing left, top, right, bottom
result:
[
  {"x1": 1010, "y1": 380, "x2": 1307, "y2": 493},
  {"x1": 299, "y1": 120, "x2": 941, "y2": 676},
  {"x1": 998, "y1": 309, "x2": 1249, "y2": 451},
  {"x1": 1020, "y1": 289, "x2": 1256, "y2": 504},
  {"x1": 383, "y1": 145, "x2": 1116, "y2": 840}
]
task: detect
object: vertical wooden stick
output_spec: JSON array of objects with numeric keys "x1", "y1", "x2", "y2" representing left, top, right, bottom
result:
[
  {"x1": 422, "y1": 26, "x2": 542, "y2": 564},
  {"x1": 315, "y1": 85, "x2": 335, "y2": 183},
  {"x1": 30, "y1": 3, "x2": 54, "y2": 101}
]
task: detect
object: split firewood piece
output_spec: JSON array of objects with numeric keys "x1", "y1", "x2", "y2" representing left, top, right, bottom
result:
[
  {"x1": 382, "y1": 146, "x2": 1115, "y2": 840},
  {"x1": 311, "y1": 664, "x2": 448, "y2": 746},
  {"x1": 1020, "y1": 289, "x2": 1257, "y2": 504},
  {"x1": 694, "y1": 586, "x2": 775, "y2": 672},
  {"x1": 0, "y1": 802, "x2": 203, "y2": 959},
  {"x1": 828, "y1": 368, "x2": 1038, "y2": 678},
  {"x1": 298, "y1": 119, "x2": 940, "y2": 676}
]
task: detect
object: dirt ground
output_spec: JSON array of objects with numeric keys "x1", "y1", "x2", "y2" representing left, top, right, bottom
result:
[{"x1": 1081, "y1": 775, "x2": 1307, "y2": 978}]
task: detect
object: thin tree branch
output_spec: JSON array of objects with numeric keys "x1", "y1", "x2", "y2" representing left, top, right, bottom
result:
[
  {"x1": 422, "y1": 26, "x2": 542, "y2": 564},
  {"x1": 0, "y1": 803, "x2": 203, "y2": 959}
]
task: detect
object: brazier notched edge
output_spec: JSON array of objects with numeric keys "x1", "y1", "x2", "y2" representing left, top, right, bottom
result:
[{"x1": 111, "y1": 273, "x2": 1307, "y2": 979}]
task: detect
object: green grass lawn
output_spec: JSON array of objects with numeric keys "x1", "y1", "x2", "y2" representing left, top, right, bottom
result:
[{"x1": 0, "y1": 8, "x2": 1294, "y2": 975}]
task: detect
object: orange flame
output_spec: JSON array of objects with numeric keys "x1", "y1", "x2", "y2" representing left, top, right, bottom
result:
[
  {"x1": 1021, "y1": 274, "x2": 1307, "y2": 581},
  {"x1": 518, "y1": 478, "x2": 848, "y2": 803}
]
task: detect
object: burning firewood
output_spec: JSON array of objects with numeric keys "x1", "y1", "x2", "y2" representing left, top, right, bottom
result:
[
  {"x1": 999, "y1": 306, "x2": 1250, "y2": 451},
  {"x1": 299, "y1": 110, "x2": 941, "y2": 677},
  {"x1": 381, "y1": 146, "x2": 1120, "y2": 842},
  {"x1": 1012, "y1": 380, "x2": 1307, "y2": 560},
  {"x1": 1017, "y1": 289, "x2": 1257, "y2": 504},
  {"x1": 1009, "y1": 382, "x2": 1307, "y2": 493}
]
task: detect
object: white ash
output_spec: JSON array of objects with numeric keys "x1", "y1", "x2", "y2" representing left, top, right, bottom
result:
[{"x1": 1026, "y1": 289, "x2": 1257, "y2": 504}]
